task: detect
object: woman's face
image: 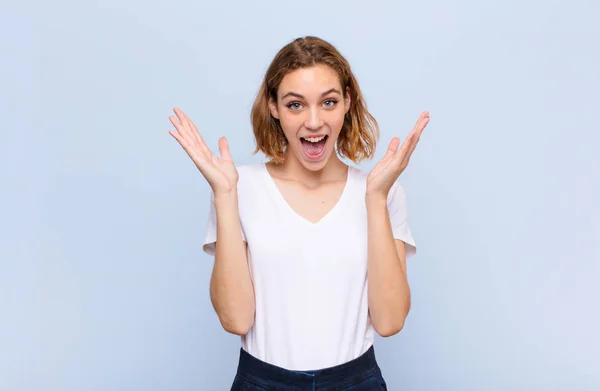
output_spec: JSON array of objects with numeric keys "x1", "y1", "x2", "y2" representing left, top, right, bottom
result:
[{"x1": 269, "y1": 64, "x2": 351, "y2": 171}]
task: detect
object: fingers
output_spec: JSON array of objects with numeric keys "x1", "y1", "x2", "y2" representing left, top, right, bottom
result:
[
  {"x1": 168, "y1": 129, "x2": 205, "y2": 166},
  {"x1": 169, "y1": 115, "x2": 194, "y2": 147},
  {"x1": 413, "y1": 111, "x2": 430, "y2": 142},
  {"x1": 170, "y1": 108, "x2": 211, "y2": 155},
  {"x1": 169, "y1": 109, "x2": 188, "y2": 137},
  {"x1": 392, "y1": 132, "x2": 415, "y2": 166},
  {"x1": 414, "y1": 111, "x2": 430, "y2": 130},
  {"x1": 404, "y1": 112, "x2": 429, "y2": 158},
  {"x1": 218, "y1": 137, "x2": 233, "y2": 162},
  {"x1": 392, "y1": 111, "x2": 430, "y2": 170},
  {"x1": 382, "y1": 137, "x2": 400, "y2": 161}
]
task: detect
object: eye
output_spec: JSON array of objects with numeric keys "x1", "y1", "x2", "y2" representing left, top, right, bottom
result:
[
  {"x1": 286, "y1": 102, "x2": 303, "y2": 111},
  {"x1": 323, "y1": 99, "x2": 338, "y2": 108}
]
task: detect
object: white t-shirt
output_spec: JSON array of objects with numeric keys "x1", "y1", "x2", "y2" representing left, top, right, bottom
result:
[{"x1": 203, "y1": 163, "x2": 416, "y2": 371}]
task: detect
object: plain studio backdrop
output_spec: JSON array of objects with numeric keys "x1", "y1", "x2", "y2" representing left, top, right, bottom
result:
[{"x1": 1, "y1": 0, "x2": 598, "y2": 390}]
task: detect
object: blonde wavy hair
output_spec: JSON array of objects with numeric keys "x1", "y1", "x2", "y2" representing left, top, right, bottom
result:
[{"x1": 251, "y1": 36, "x2": 379, "y2": 164}]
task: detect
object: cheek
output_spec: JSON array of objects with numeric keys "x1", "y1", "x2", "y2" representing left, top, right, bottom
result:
[
  {"x1": 326, "y1": 110, "x2": 346, "y2": 132},
  {"x1": 277, "y1": 114, "x2": 306, "y2": 144},
  {"x1": 278, "y1": 114, "x2": 302, "y2": 136}
]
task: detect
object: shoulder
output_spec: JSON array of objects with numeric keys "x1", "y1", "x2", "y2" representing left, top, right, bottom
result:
[
  {"x1": 234, "y1": 163, "x2": 267, "y2": 197},
  {"x1": 349, "y1": 164, "x2": 368, "y2": 179},
  {"x1": 236, "y1": 163, "x2": 265, "y2": 181},
  {"x1": 348, "y1": 164, "x2": 368, "y2": 187}
]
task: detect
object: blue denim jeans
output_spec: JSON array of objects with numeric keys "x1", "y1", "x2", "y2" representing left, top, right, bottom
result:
[{"x1": 230, "y1": 345, "x2": 387, "y2": 391}]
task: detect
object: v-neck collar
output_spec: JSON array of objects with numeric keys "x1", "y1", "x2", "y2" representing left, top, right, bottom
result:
[{"x1": 262, "y1": 163, "x2": 352, "y2": 226}]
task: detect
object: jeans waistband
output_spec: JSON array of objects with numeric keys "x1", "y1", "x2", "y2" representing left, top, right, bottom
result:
[{"x1": 236, "y1": 345, "x2": 380, "y2": 390}]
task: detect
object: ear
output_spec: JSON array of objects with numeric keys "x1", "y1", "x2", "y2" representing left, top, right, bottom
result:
[
  {"x1": 344, "y1": 86, "x2": 351, "y2": 114},
  {"x1": 268, "y1": 97, "x2": 280, "y2": 119}
]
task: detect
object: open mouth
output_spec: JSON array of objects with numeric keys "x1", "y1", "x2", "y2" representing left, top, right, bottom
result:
[{"x1": 300, "y1": 135, "x2": 328, "y2": 159}]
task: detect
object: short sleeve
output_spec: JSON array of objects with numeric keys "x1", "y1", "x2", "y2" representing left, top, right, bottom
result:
[
  {"x1": 202, "y1": 189, "x2": 246, "y2": 256},
  {"x1": 387, "y1": 181, "x2": 417, "y2": 258}
]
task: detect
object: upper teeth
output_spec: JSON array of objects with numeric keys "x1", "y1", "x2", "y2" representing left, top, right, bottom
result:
[{"x1": 304, "y1": 136, "x2": 325, "y2": 143}]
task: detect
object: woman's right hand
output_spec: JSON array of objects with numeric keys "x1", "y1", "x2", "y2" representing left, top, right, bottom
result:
[{"x1": 168, "y1": 108, "x2": 239, "y2": 196}]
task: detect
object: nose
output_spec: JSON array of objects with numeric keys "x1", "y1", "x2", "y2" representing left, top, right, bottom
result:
[{"x1": 304, "y1": 107, "x2": 324, "y2": 130}]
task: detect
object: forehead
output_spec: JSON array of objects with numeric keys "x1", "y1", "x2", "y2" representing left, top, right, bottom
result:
[{"x1": 278, "y1": 65, "x2": 342, "y2": 98}]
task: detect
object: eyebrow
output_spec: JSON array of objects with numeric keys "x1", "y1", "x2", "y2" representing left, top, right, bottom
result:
[{"x1": 281, "y1": 88, "x2": 342, "y2": 100}]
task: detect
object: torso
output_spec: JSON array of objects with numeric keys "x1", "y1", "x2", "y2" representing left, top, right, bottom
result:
[{"x1": 235, "y1": 163, "x2": 374, "y2": 371}]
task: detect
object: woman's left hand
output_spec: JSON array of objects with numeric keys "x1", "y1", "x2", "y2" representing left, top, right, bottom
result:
[{"x1": 366, "y1": 111, "x2": 430, "y2": 198}]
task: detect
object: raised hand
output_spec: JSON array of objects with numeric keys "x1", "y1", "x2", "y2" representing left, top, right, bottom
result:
[
  {"x1": 168, "y1": 108, "x2": 238, "y2": 196},
  {"x1": 366, "y1": 111, "x2": 430, "y2": 197}
]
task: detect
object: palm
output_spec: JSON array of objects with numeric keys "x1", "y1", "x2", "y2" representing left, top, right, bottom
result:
[
  {"x1": 168, "y1": 108, "x2": 238, "y2": 195},
  {"x1": 367, "y1": 111, "x2": 430, "y2": 196}
]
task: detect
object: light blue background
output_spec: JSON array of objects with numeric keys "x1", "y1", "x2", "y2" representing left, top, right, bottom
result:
[{"x1": 1, "y1": 0, "x2": 598, "y2": 390}]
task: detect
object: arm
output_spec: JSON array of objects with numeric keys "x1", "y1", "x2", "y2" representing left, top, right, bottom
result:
[
  {"x1": 366, "y1": 194, "x2": 410, "y2": 337},
  {"x1": 166, "y1": 107, "x2": 255, "y2": 336},
  {"x1": 364, "y1": 110, "x2": 430, "y2": 337},
  {"x1": 210, "y1": 192, "x2": 255, "y2": 335}
]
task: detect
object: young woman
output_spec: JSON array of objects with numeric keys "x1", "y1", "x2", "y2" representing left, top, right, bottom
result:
[{"x1": 168, "y1": 36, "x2": 429, "y2": 391}]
